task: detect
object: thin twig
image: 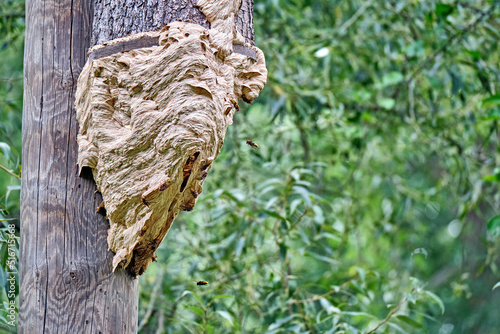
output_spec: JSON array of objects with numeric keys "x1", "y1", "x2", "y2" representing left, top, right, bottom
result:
[
  {"x1": 408, "y1": 79, "x2": 422, "y2": 135},
  {"x1": 289, "y1": 277, "x2": 355, "y2": 304},
  {"x1": 348, "y1": 103, "x2": 399, "y2": 114},
  {"x1": 365, "y1": 296, "x2": 408, "y2": 334},
  {"x1": 456, "y1": 2, "x2": 484, "y2": 14},
  {"x1": 137, "y1": 268, "x2": 163, "y2": 331},
  {"x1": 155, "y1": 310, "x2": 164, "y2": 334},
  {"x1": 0, "y1": 12, "x2": 25, "y2": 19},
  {"x1": 338, "y1": 0, "x2": 375, "y2": 34},
  {"x1": 406, "y1": 3, "x2": 498, "y2": 83},
  {"x1": 0, "y1": 77, "x2": 22, "y2": 82},
  {"x1": 0, "y1": 164, "x2": 20, "y2": 180}
]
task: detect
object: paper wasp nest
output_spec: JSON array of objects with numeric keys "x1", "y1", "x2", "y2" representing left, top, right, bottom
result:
[{"x1": 75, "y1": 0, "x2": 267, "y2": 276}]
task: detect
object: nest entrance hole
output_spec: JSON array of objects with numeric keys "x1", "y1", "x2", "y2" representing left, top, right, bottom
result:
[{"x1": 180, "y1": 152, "x2": 200, "y2": 192}]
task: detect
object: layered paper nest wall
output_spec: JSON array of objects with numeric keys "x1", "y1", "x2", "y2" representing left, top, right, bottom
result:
[{"x1": 75, "y1": 0, "x2": 267, "y2": 276}]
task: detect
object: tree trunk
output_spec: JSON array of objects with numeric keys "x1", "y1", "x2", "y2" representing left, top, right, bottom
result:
[
  {"x1": 19, "y1": 0, "x2": 255, "y2": 332},
  {"x1": 91, "y1": 0, "x2": 254, "y2": 46},
  {"x1": 19, "y1": 0, "x2": 139, "y2": 332}
]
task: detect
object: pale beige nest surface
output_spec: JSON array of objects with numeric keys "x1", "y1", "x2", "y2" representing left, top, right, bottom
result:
[{"x1": 75, "y1": 0, "x2": 267, "y2": 276}]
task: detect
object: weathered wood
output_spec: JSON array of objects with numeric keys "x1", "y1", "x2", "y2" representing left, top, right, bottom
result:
[
  {"x1": 19, "y1": 0, "x2": 138, "y2": 332},
  {"x1": 91, "y1": 0, "x2": 255, "y2": 46},
  {"x1": 20, "y1": 0, "x2": 256, "y2": 332}
]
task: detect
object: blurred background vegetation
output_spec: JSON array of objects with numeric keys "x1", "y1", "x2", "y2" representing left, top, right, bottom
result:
[
  {"x1": 0, "y1": 0, "x2": 23, "y2": 331},
  {"x1": 1, "y1": 0, "x2": 500, "y2": 333}
]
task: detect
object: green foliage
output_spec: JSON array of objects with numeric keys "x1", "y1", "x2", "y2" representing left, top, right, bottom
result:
[
  {"x1": 138, "y1": 1, "x2": 500, "y2": 333},
  {"x1": 0, "y1": 0, "x2": 23, "y2": 211},
  {"x1": 0, "y1": 0, "x2": 23, "y2": 332}
]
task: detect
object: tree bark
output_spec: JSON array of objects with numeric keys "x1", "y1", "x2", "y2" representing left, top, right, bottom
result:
[
  {"x1": 91, "y1": 0, "x2": 254, "y2": 46},
  {"x1": 19, "y1": 0, "x2": 255, "y2": 332}
]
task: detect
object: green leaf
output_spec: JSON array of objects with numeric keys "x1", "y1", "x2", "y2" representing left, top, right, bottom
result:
[
  {"x1": 312, "y1": 205, "x2": 324, "y2": 224},
  {"x1": 206, "y1": 325, "x2": 215, "y2": 334},
  {"x1": 263, "y1": 209, "x2": 287, "y2": 221},
  {"x1": 361, "y1": 112, "x2": 377, "y2": 123},
  {"x1": 465, "y1": 49, "x2": 482, "y2": 60},
  {"x1": 268, "y1": 315, "x2": 296, "y2": 331},
  {"x1": 483, "y1": 172, "x2": 500, "y2": 182},
  {"x1": 481, "y1": 95, "x2": 500, "y2": 108},
  {"x1": 306, "y1": 251, "x2": 339, "y2": 265},
  {"x1": 492, "y1": 282, "x2": 500, "y2": 291},
  {"x1": 186, "y1": 306, "x2": 204, "y2": 317},
  {"x1": 396, "y1": 315, "x2": 425, "y2": 329},
  {"x1": 339, "y1": 311, "x2": 376, "y2": 319},
  {"x1": 235, "y1": 237, "x2": 245, "y2": 257},
  {"x1": 356, "y1": 267, "x2": 366, "y2": 283},
  {"x1": 181, "y1": 291, "x2": 205, "y2": 308},
  {"x1": 484, "y1": 108, "x2": 500, "y2": 120},
  {"x1": 319, "y1": 298, "x2": 341, "y2": 314},
  {"x1": 279, "y1": 242, "x2": 287, "y2": 262},
  {"x1": 435, "y1": 4, "x2": 454, "y2": 18},
  {"x1": 212, "y1": 294, "x2": 232, "y2": 300},
  {"x1": 216, "y1": 310, "x2": 234, "y2": 326},
  {"x1": 487, "y1": 215, "x2": 500, "y2": 237},
  {"x1": 292, "y1": 186, "x2": 313, "y2": 206},
  {"x1": 289, "y1": 199, "x2": 302, "y2": 215},
  {"x1": 378, "y1": 98, "x2": 395, "y2": 110},
  {"x1": 386, "y1": 321, "x2": 411, "y2": 334},
  {"x1": 313, "y1": 232, "x2": 341, "y2": 242},
  {"x1": 0, "y1": 143, "x2": 11, "y2": 162},
  {"x1": 424, "y1": 291, "x2": 445, "y2": 314},
  {"x1": 404, "y1": 40, "x2": 424, "y2": 58},
  {"x1": 381, "y1": 72, "x2": 404, "y2": 87},
  {"x1": 259, "y1": 185, "x2": 278, "y2": 197}
]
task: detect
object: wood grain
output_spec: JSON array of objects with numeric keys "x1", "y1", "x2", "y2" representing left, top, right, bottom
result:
[
  {"x1": 19, "y1": 0, "x2": 138, "y2": 332},
  {"x1": 20, "y1": 0, "x2": 255, "y2": 332}
]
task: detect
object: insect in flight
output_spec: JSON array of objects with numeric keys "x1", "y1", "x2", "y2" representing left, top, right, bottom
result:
[
  {"x1": 246, "y1": 140, "x2": 259, "y2": 148},
  {"x1": 195, "y1": 280, "x2": 208, "y2": 286}
]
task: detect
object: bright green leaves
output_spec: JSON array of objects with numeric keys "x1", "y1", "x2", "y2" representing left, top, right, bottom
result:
[
  {"x1": 381, "y1": 72, "x2": 404, "y2": 87},
  {"x1": 0, "y1": 142, "x2": 20, "y2": 181},
  {"x1": 483, "y1": 169, "x2": 500, "y2": 182},
  {"x1": 0, "y1": 143, "x2": 12, "y2": 164},
  {"x1": 126, "y1": 0, "x2": 500, "y2": 332},
  {"x1": 424, "y1": 291, "x2": 445, "y2": 315},
  {"x1": 178, "y1": 291, "x2": 236, "y2": 332},
  {"x1": 481, "y1": 95, "x2": 500, "y2": 121},
  {"x1": 377, "y1": 98, "x2": 396, "y2": 110},
  {"x1": 404, "y1": 40, "x2": 425, "y2": 59},
  {"x1": 487, "y1": 215, "x2": 500, "y2": 238},
  {"x1": 435, "y1": 4, "x2": 455, "y2": 19},
  {"x1": 481, "y1": 94, "x2": 500, "y2": 109}
]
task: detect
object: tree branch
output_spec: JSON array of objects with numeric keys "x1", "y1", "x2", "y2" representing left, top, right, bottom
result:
[
  {"x1": 137, "y1": 268, "x2": 163, "y2": 331},
  {"x1": 0, "y1": 11, "x2": 25, "y2": 19},
  {"x1": 289, "y1": 277, "x2": 356, "y2": 304},
  {"x1": 366, "y1": 296, "x2": 408, "y2": 334},
  {"x1": 339, "y1": 0, "x2": 375, "y2": 34},
  {"x1": 0, "y1": 164, "x2": 20, "y2": 180}
]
